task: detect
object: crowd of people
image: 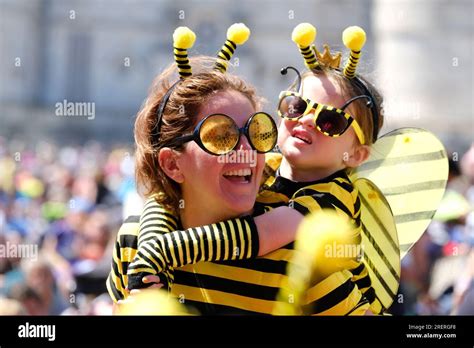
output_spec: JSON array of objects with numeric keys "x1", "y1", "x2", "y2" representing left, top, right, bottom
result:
[
  {"x1": 0, "y1": 138, "x2": 141, "y2": 315},
  {"x1": 0, "y1": 136, "x2": 473, "y2": 315}
]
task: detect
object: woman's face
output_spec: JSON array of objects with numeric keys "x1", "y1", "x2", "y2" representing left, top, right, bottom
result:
[{"x1": 176, "y1": 90, "x2": 265, "y2": 219}]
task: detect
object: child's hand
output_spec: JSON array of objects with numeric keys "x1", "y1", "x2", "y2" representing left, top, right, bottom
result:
[{"x1": 141, "y1": 275, "x2": 164, "y2": 289}]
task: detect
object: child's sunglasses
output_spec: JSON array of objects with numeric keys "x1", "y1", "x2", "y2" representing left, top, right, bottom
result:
[
  {"x1": 277, "y1": 91, "x2": 367, "y2": 145},
  {"x1": 163, "y1": 112, "x2": 278, "y2": 156}
]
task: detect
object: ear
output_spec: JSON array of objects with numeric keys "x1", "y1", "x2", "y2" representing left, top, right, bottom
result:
[
  {"x1": 345, "y1": 144, "x2": 370, "y2": 168},
  {"x1": 158, "y1": 148, "x2": 185, "y2": 184}
]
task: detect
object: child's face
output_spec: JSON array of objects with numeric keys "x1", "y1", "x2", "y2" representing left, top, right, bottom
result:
[{"x1": 278, "y1": 74, "x2": 363, "y2": 177}]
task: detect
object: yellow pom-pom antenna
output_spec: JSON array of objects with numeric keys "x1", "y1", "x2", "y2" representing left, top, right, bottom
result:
[
  {"x1": 215, "y1": 23, "x2": 250, "y2": 73},
  {"x1": 291, "y1": 23, "x2": 319, "y2": 70},
  {"x1": 342, "y1": 26, "x2": 366, "y2": 79},
  {"x1": 173, "y1": 26, "x2": 196, "y2": 79}
]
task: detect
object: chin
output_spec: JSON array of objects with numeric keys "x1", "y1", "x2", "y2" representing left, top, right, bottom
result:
[{"x1": 222, "y1": 192, "x2": 256, "y2": 216}]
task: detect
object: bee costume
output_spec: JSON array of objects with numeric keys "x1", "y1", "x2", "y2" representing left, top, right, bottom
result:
[{"x1": 274, "y1": 23, "x2": 449, "y2": 314}]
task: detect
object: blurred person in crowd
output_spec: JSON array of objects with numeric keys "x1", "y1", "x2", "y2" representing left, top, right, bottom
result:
[
  {"x1": 9, "y1": 283, "x2": 48, "y2": 315},
  {"x1": 22, "y1": 258, "x2": 69, "y2": 315}
]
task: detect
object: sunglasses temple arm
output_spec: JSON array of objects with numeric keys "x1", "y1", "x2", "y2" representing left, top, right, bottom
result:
[
  {"x1": 340, "y1": 94, "x2": 372, "y2": 111},
  {"x1": 162, "y1": 134, "x2": 194, "y2": 148}
]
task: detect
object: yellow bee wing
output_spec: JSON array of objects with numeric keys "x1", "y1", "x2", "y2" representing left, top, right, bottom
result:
[
  {"x1": 350, "y1": 128, "x2": 449, "y2": 259},
  {"x1": 354, "y1": 178, "x2": 400, "y2": 312}
]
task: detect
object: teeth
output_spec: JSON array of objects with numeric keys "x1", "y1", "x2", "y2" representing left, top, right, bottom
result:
[{"x1": 223, "y1": 168, "x2": 252, "y2": 177}]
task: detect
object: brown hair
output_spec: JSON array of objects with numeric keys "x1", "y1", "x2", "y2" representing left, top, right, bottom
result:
[
  {"x1": 294, "y1": 67, "x2": 384, "y2": 146},
  {"x1": 134, "y1": 56, "x2": 262, "y2": 213}
]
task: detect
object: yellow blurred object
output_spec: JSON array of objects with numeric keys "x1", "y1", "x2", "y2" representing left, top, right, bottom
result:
[
  {"x1": 274, "y1": 210, "x2": 359, "y2": 315},
  {"x1": 116, "y1": 288, "x2": 193, "y2": 315}
]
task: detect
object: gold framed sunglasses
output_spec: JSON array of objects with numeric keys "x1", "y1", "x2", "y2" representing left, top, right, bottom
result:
[{"x1": 277, "y1": 91, "x2": 366, "y2": 145}]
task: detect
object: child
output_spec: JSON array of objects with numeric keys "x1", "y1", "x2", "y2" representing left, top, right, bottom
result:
[{"x1": 119, "y1": 23, "x2": 392, "y2": 315}]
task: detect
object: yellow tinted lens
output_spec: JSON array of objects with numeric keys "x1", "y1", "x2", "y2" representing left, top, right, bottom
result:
[
  {"x1": 199, "y1": 115, "x2": 239, "y2": 154},
  {"x1": 248, "y1": 113, "x2": 277, "y2": 153}
]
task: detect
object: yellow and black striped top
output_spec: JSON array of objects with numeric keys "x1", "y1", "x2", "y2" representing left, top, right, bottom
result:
[{"x1": 107, "y1": 154, "x2": 375, "y2": 315}]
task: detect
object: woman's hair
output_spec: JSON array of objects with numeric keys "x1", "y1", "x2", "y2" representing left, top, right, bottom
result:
[
  {"x1": 134, "y1": 56, "x2": 262, "y2": 213},
  {"x1": 294, "y1": 67, "x2": 384, "y2": 146}
]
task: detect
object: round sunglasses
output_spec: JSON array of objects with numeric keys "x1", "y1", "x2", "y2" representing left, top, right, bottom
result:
[
  {"x1": 277, "y1": 91, "x2": 367, "y2": 145},
  {"x1": 163, "y1": 112, "x2": 278, "y2": 156}
]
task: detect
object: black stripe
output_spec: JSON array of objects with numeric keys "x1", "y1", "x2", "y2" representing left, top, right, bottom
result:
[
  {"x1": 359, "y1": 193, "x2": 398, "y2": 254},
  {"x1": 201, "y1": 227, "x2": 210, "y2": 262},
  {"x1": 363, "y1": 287, "x2": 376, "y2": 304},
  {"x1": 224, "y1": 42, "x2": 235, "y2": 55},
  {"x1": 107, "y1": 275, "x2": 123, "y2": 301},
  {"x1": 226, "y1": 40, "x2": 236, "y2": 50},
  {"x1": 111, "y1": 257, "x2": 126, "y2": 290},
  {"x1": 173, "y1": 47, "x2": 186, "y2": 51},
  {"x1": 124, "y1": 215, "x2": 140, "y2": 223},
  {"x1": 119, "y1": 234, "x2": 137, "y2": 249},
  {"x1": 354, "y1": 196, "x2": 361, "y2": 214},
  {"x1": 142, "y1": 242, "x2": 165, "y2": 271},
  {"x1": 305, "y1": 277, "x2": 355, "y2": 314},
  {"x1": 231, "y1": 219, "x2": 242, "y2": 259},
  {"x1": 218, "y1": 222, "x2": 227, "y2": 260},
  {"x1": 139, "y1": 222, "x2": 173, "y2": 234},
  {"x1": 174, "y1": 53, "x2": 187, "y2": 58},
  {"x1": 214, "y1": 62, "x2": 227, "y2": 71},
  {"x1": 361, "y1": 222, "x2": 400, "y2": 282},
  {"x1": 357, "y1": 150, "x2": 446, "y2": 172},
  {"x1": 164, "y1": 233, "x2": 178, "y2": 267},
  {"x1": 333, "y1": 179, "x2": 354, "y2": 194},
  {"x1": 394, "y1": 210, "x2": 436, "y2": 224},
  {"x1": 219, "y1": 49, "x2": 232, "y2": 61},
  {"x1": 174, "y1": 270, "x2": 280, "y2": 301},
  {"x1": 185, "y1": 229, "x2": 196, "y2": 264},
  {"x1": 292, "y1": 201, "x2": 310, "y2": 216},
  {"x1": 350, "y1": 263, "x2": 365, "y2": 276},
  {"x1": 298, "y1": 188, "x2": 352, "y2": 217},
  {"x1": 383, "y1": 180, "x2": 447, "y2": 196},
  {"x1": 216, "y1": 256, "x2": 289, "y2": 275},
  {"x1": 141, "y1": 209, "x2": 179, "y2": 224},
  {"x1": 363, "y1": 252, "x2": 397, "y2": 301},
  {"x1": 224, "y1": 219, "x2": 235, "y2": 260},
  {"x1": 188, "y1": 228, "x2": 199, "y2": 262},
  {"x1": 174, "y1": 229, "x2": 186, "y2": 266},
  {"x1": 210, "y1": 224, "x2": 218, "y2": 262},
  {"x1": 355, "y1": 274, "x2": 372, "y2": 290}
]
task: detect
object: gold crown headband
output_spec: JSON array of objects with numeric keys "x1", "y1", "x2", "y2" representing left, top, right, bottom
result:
[{"x1": 291, "y1": 23, "x2": 366, "y2": 77}]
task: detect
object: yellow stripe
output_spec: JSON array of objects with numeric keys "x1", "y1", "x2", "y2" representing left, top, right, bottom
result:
[
  {"x1": 204, "y1": 225, "x2": 213, "y2": 260},
  {"x1": 180, "y1": 230, "x2": 192, "y2": 264},
  {"x1": 171, "y1": 284, "x2": 277, "y2": 313}
]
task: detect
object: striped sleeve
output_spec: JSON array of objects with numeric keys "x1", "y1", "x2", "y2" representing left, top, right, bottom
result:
[
  {"x1": 127, "y1": 215, "x2": 259, "y2": 290},
  {"x1": 106, "y1": 215, "x2": 140, "y2": 303}
]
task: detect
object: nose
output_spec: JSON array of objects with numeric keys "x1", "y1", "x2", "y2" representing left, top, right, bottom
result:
[
  {"x1": 237, "y1": 132, "x2": 253, "y2": 151},
  {"x1": 298, "y1": 112, "x2": 315, "y2": 129}
]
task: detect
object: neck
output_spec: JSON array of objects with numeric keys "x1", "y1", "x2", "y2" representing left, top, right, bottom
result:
[
  {"x1": 179, "y1": 193, "x2": 236, "y2": 229},
  {"x1": 279, "y1": 157, "x2": 344, "y2": 182}
]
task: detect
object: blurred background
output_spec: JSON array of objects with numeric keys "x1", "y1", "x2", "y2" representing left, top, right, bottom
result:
[{"x1": 0, "y1": 0, "x2": 473, "y2": 315}]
